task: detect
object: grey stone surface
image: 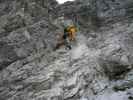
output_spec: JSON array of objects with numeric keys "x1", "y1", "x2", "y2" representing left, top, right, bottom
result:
[{"x1": 0, "y1": 0, "x2": 133, "y2": 100}]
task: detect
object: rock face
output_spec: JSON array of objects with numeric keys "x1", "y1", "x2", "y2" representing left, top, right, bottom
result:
[
  {"x1": 0, "y1": 0, "x2": 133, "y2": 100},
  {"x1": 0, "y1": 0, "x2": 58, "y2": 70}
]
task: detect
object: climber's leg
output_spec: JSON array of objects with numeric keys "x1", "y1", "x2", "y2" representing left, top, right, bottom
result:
[{"x1": 65, "y1": 38, "x2": 72, "y2": 50}]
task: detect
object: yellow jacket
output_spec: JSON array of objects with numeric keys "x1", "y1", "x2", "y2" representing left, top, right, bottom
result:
[{"x1": 66, "y1": 25, "x2": 77, "y2": 41}]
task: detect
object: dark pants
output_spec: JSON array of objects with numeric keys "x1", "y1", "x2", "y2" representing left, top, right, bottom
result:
[{"x1": 64, "y1": 38, "x2": 71, "y2": 50}]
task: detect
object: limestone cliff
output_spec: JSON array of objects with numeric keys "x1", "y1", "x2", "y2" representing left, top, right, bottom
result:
[{"x1": 0, "y1": 0, "x2": 133, "y2": 100}]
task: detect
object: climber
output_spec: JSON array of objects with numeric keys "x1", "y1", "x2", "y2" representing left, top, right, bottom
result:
[
  {"x1": 64, "y1": 25, "x2": 77, "y2": 41},
  {"x1": 54, "y1": 25, "x2": 77, "y2": 50}
]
